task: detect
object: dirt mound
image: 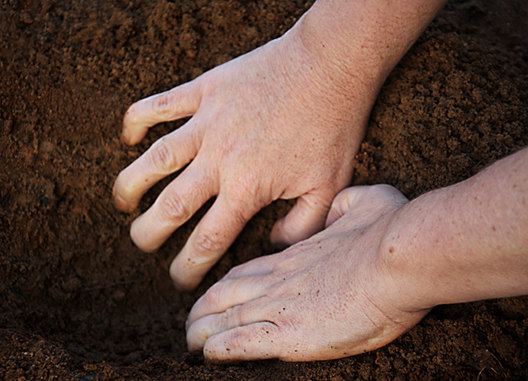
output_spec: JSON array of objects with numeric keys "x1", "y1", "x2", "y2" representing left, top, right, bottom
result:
[{"x1": 1, "y1": 0, "x2": 527, "y2": 379}]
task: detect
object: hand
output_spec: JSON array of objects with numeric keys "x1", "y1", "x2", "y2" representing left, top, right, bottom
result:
[
  {"x1": 113, "y1": 23, "x2": 378, "y2": 290},
  {"x1": 186, "y1": 185, "x2": 430, "y2": 361}
]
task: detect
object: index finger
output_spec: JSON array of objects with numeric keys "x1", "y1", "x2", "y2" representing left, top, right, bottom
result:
[{"x1": 122, "y1": 79, "x2": 202, "y2": 145}]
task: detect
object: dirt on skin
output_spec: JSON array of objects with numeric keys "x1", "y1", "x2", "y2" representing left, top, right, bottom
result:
[{"x1": 1, "y1": 0, "x2": 527, "y2": 379}]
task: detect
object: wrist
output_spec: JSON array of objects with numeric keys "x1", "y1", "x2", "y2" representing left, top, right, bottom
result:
[
  {"x1": 378, "y1": 157, "x2": 528, "y2": 313},
  {"x1": 377, "y1": 185, "x2": 471, "y2": 313},
  {"x1": 378, "y1": 185, "x2": 475, "y2": 313},
  {"x1": 271, "y1": 10, "x2": 383, "y2": 140},
  {"x1": 289, "y1": 0, "x2": 447, "y2": 97},
  {"x1": 288, "y1": 6, "x2": 383, "y2": 101},
  {"x1": 377, "y1": 197, "x2": 437, "y2": 313}
]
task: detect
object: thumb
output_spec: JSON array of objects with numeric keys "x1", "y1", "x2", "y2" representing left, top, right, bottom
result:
[
  {"x1": 325, "y1": 187, "x2": 362, "y2": 227},
  {"x1": 325, "y1": 185, "x2": 409, "y2": 228},
  {"x1": 270, "y1": 192, "x2": 331, "y2": 247}
]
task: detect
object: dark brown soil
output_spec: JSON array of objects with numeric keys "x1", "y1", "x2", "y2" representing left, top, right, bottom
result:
[{"x1": 1, "y1": 0, "x2": 527, "y2": 379}]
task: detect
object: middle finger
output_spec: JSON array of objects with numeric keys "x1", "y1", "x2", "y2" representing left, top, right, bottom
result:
[{"x1": 187, "y1": 274, "x2": 272, "y2": 328}]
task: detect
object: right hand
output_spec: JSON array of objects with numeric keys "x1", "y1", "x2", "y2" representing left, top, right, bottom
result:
[{"x1": 113, "y1": 17, "x2": 382, "y2": 290}]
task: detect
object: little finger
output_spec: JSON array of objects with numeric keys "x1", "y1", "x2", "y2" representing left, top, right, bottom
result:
[{"x1": 122, "y1": 80, "x2": 202, "y2": 145}]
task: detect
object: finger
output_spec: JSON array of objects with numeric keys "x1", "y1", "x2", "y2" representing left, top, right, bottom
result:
[
  {"x1": 325, "y1": 185, "x2": 408, "y2": 228},
  {"x1": 221, "y1": 251, "x2": 282, "y2": 280},
  {"x1": 325, "y1": 187, "x2": 362, "y2": 227},
  {"x1": 169, "y1": 194, "x2": 260, "y2": 290},
  {"x1": 122, "y1": 80, "x2": 202, "y2": 145},
  {"x1": 113, "y1": 121, "x2": 202, "y2": 212},
  {"x1": 203, "y1": 322, "x2": 282, "y2": 362},
  {"x1": 188, "y1": 252, "x2": 289, "y2": 320},
  {"x1": 270, "y1": 192, "x2": 332, "y2": 247},
  {"x1": 130, "y1": 164, "x2": 215, "y2": 252},
  {"x1": 187, "y1": 296, "x2": 275, "y2": 351},
  {"x1": 187, "y1": 275, "x2": 271, "y2": 329}
]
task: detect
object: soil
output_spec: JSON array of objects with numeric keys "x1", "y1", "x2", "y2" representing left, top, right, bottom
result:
[{"x1": 1, "y1": 0, "x2": 527, "y2": 379}]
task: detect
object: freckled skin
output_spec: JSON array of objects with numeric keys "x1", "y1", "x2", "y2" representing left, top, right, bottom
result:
[
  {"x1": 112, "y1": 0, "x2": 446, "y2": 290},
  {"x1": 110, "y1": 0, "x2": 528, "y2": 363},
  {"x1": 186, "y1": 185, "x2": 427, "y2": 361},
  {"x1": 187, "y1": 148, "x2": 528, "y2": 362}
]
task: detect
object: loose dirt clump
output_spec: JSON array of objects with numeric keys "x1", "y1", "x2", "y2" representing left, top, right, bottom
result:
[{"x1": 1, "y1": 0, "x2": 527, "y2": 379}]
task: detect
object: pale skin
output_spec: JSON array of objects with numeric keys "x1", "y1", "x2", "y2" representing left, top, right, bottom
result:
[
  {"x1": 112, "y1": 0, "x2": 528, "y2": 362},
  {"x1": 113, "y1": 0, "x2": 446, "y2": 290},
  {"x1": 186, "y1": 147, "x2": 528, "y2": 361}
]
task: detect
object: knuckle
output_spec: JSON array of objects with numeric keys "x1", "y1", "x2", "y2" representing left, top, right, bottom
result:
[
  {"x1": 224, "y1": 265, "x2": 241, "y2": 278},
  {"x1": 195, "y1": 70, "x2": 216, "y2": 97},
  {"x1": 159, "y1": 192, "x2": 190, "y2": 223},
  {"x1": 236, "y1": 175, "x2": 258, "y2": 199},
  {"x1": 148, "y1": 138, "x2": 175, "y2": 172},
  {"x1": 273, "y1": 220, "x2": 295, "y2": 245},
  {"x1": 231, "y1": 207, "x2": 251, "y2": 228},
  {"x1": 374, "y1": 184, "x2": 408, "y2": 205},
  {"x1": 193, "y1": 230, "x2": 224, "y2": 257},
  {"x1": 271, "y1": 251, "x2": 298, "y2": 273},
  {"x1": 169, "y1": 263, "x2": 195, "y2": 290},
  {"x1": 223, "y1": 305, "x2": 243, "y2": 327},
  {"x1": 225, "y1": 176, "x2": 261, "y2": 219},
  {"x1": 114, "y1": 172, "x2": 139, "y2": 210},
  {"x1": 124, "y1": 103, "x2": 141, "y2": 125},
  {"x1": 217, "y1": 330, "x2": 245, "y2": 356},
  {"x1": 152, "y1": 92, "x2": 173, "y2": 117}
]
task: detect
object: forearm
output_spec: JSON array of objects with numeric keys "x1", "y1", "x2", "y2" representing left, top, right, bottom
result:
[{"x1": 383, "y1": 147, "x2": 528, "y2": 311}]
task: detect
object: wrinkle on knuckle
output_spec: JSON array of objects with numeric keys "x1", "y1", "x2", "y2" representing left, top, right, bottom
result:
[
  {"x1": 231, "y1": 207, "x2": 251, "y2": 227},
  {"x1": 225, "y1": 178, "x2": 261, "y2": 220},
  {"x1": 152, "y1": 92, "x2": 173, "y2": 118},
  {"x1": 148, "y1": 138, "x2": 175, "y2": 172},
  {"x1": 159, "y1": 192, "x2": 190, "y2": 223},
  {"x1": 227, "y1": 304, "x2": 246, "y2": 327},
  {"x1": 220, "y1": 308, "x2": 233, "y2": 328},
  {"x1": 194, "y1": 230, "x2": 223, "y2": 258},
  {"x1": 227, "y1": 328, "x2": 245, "y2": 349}
]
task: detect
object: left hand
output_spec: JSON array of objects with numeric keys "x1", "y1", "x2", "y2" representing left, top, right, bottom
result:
[{"x1": 186, "y1": 185, "x2": 430, "y2": 361}]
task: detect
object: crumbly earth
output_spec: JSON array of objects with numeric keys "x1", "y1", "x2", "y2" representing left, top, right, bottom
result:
[{"x1": 1, "y1": 0, "x2": 527, "y2": 379}]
